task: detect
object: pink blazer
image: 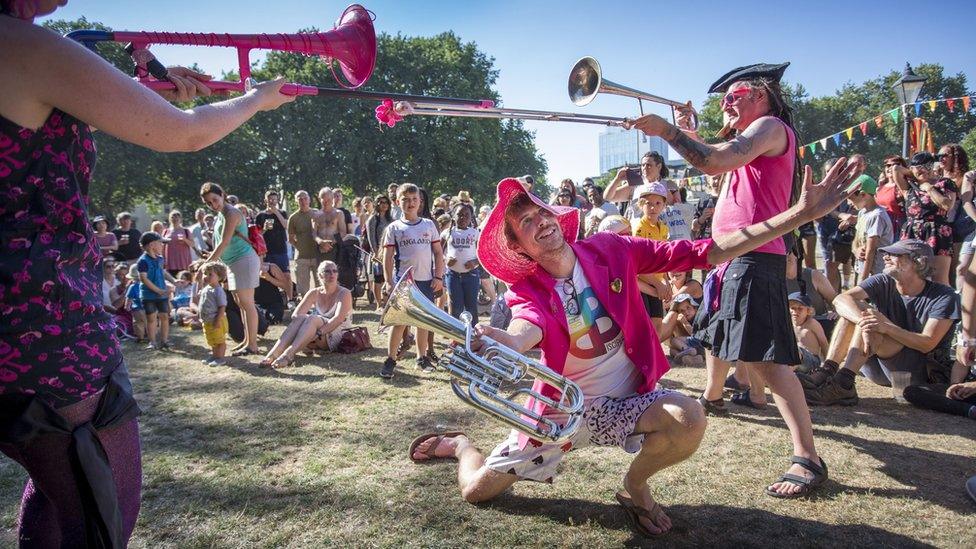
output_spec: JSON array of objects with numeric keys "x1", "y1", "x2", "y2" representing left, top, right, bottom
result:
[{"x1": 507, "y1": 232, "x2": 713, "y2": 448}]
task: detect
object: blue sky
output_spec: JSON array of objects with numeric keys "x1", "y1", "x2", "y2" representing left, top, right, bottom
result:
[{"x1": 44, "y1": 0, "x2": 975, "y2": 183}]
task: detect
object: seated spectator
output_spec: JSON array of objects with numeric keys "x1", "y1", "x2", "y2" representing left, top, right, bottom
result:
[
  {"x1": 101, "y1": 258, "x2": 120, "y2": 312},
  {"x1": 174, "y1": 261, "x2": 205, "y2": 329},
  {"x1": 259, "y1": 261, "x2": 352, "y2": 368},
  {"x1": 260, "y1": 261, "x2": 293, "y2": 303},
  {"x1": 597, "y1": 214, "x2": 631, "y2": 236},
  {"x1": 799, "y1": 240, "x2": 959, "y2": 406},
  {"x1": 849, "y1": 175, "x2": 893, "y2": 284},
  {"x1": 666, "y1": 271, "x2": 702, "y2": 309},
  {"x1": 171, "y1": 270, "x2": 193, "y2": 309},
  {"x1": 789, "y1": 292, "x2": 828, "y2": 374},
  {"x1": 785, "y1": 238, "x2": 837, "y2": 329},
  {"x1": 903, "y1": 362, "x2": 976, "y2": 420},
  {"x1": 659, "y1": 294, "x2": 704, "y2": 366}
]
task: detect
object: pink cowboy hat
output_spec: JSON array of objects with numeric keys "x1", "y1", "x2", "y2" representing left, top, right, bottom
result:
[{"x1": 478, "y1": 178, "x2": 580, "y2": 285}]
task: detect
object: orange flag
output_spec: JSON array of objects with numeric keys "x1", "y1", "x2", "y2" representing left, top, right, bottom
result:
[
  {"x1": 964, "y1": 96, "x2": 972, "y2": 111},
  {"x1": 799, "y1": 147, "x2": 805, "y2": 159},
  {"x1": 874, "y1": 115, "x2": 884, "y2": 128}
]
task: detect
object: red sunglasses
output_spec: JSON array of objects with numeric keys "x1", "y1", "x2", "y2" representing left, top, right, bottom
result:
[{"x1": 720, "y1": 88, "x2": 751, "y2": 108}]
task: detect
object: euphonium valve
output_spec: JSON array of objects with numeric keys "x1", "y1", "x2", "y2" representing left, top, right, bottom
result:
[{"x1": 380, "y1": 269, "x2": 584, "y2": 443}]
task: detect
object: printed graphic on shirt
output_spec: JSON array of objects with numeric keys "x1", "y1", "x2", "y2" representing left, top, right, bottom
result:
[
  {"x1": 384, "y1": 218, "x2": 439, "y2": 281},
  {"x1": 566, "y1": 284, "x2": 623, "y2": 359}
]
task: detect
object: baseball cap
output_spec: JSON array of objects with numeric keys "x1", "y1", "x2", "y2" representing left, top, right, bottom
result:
[
  {"x1": 140, "y1": 231, "x2": 170, "y2": 247},
  {"x1": 637, "y1": 182, "x2": 669, "y2": 200},
  {"x1": 854, "y1": 174, "x2": 878, "y2": 195},
  {"x1": 879, "y1": 239, "x2": 934, "y2": 260},
  {"x1": 787, "y1": 292, "x2": 813, "y2": 307},
  {"x1": 910, "y1": 152, "x2": 937, "y2": 166},
  {"x1": 673, "y1": 293, "x2": 699, "y2": 307}
]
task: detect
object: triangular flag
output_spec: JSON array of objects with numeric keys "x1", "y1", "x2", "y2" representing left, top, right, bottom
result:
[
  {"x1": 889, "y1": 108, "x2": 900, "y2": 123},
  {"x1": 799, "y1": 147, "x2": 805, "y2": 159},
  {"x1": 915, "y1": 102, "x2": 922, "y2": 116},
  {"x1": 859, "y1": 121, "x2": 868, "y2": 135},
  {"x1": 832, "y1": 133, "x2": 842, "y2": 146},
  {"x1": 820, "y1": 137, "x2": 829, "y2": 150},
  {"x1": 964, "y1": 96, "x2": 972, "y2": 111},
  {"x1": 947, "y1": 99, "x2": 956, "y2": 112},
  {"x1": 875, "y1": 115, "x2": 884, "y2": 128},
  {"x1": 928, "y1": 100, "x2": 937, "y2": 112},
  {"x1": 809, "y1": 142, "x2": 817, "y2": 154},
  {"x1": 845, "y1": 127, "x2": 854, "y2": 140}
]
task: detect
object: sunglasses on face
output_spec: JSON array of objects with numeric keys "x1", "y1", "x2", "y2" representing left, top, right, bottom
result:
[
  {"x1": 720, "y1": 88, "x2": 751, "y2": 108},
  {"x1": 912, "y1": 163, "x2": 934, "y2": 170},
  {"x1": 936, "y1": 153, "x2": 951, "y2": 161},
  {"x1": 321, "y1": 268, "x2": 338, "y2": 274}
]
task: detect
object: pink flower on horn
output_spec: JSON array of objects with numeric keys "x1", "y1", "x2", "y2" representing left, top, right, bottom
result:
[{"x1": 375, "y1": 99, "x2": 403, "y2": 128}]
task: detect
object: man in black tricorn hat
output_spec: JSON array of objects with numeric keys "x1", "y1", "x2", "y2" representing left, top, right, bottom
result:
[{"x1": 629, "y1": 62, "x2": 837, "y2": 498}]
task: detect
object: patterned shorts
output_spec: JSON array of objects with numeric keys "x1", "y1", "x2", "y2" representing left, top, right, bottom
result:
[{"x1": 483, "y1": 388, "x2": 675, "y2": 483}]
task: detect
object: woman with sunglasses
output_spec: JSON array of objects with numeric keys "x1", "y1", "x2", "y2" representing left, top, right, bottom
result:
[
  {"x1": 259, "y1": 260, "x2": 352, "y2": 368},
  {"x1": 891, "y1": 151, "x2": 958, "y2": 285},
  {"x1": 366, "y1": 193, "x2": 394, "y2": 308},
  {"x1": 877, "y1": 155, "x2": 908, "y2": 235}
]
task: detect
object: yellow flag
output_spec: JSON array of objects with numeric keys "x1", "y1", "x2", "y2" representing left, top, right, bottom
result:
[
  {"x1": 845, "y1": 127, "x2": 854, "y2": 140},
  {"x1": 928, "y1": 100, "x2": 937, "y2": 112}
]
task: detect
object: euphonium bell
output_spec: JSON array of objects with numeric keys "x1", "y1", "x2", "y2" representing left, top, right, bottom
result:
[{"x1": 380, "y1": 268, "x2": 584, "y2": 443}]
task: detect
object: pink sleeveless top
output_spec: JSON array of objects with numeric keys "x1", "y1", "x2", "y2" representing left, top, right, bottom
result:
[{"x1": 711, "y1": 116, "x2": 795, "y2": 255}]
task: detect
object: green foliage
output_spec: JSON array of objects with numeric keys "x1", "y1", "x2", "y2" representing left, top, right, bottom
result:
[
  {"x1": 693, "y1": 65, "x2": 975, "y2": 175},
  {"x1": 51, "y1": 18, "x2": 546, "y2": 215}
]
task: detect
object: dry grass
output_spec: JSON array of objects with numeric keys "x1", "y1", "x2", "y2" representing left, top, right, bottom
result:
[{"x1": 2, "y1": 305, "x2": 975, "y2": 548}]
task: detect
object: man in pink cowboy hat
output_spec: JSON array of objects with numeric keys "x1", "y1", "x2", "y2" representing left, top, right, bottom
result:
[{"x1": 408, "y1": 160, "x2": 857, "y2": 537}]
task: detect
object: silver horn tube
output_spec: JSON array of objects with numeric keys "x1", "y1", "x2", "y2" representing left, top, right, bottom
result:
[{"x1": 381, "y1": 268, "x2": 584, "y2": 443}]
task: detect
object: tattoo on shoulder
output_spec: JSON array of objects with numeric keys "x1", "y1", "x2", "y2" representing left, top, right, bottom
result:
[{"x1": 663, "y1": 126, "x2": 713, "y2": 169}]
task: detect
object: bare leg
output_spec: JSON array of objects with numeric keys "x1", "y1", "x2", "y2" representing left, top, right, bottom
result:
[
  {"x1": 623, "y1": 393, "x2": 707, "y2": 535},
  {"x1": 264, "y1": 264, "x2": 293, "y2": 301},
  {"x1": 416, "y1": 328, "x2": 430, "y2": 358},
  {"x1": 931, "y1": 256, "x2": 951, "y2": 286},
  {"x1": 956, "y1": 253, "x2": 973, "y2": 292},
  {"x1": 145, "y1": 312, "x2": 158, "y2": 345},
  {"x1": 158, "y1": 312, "x2": 170, "y2": 344},
  {"x1": 703, "y1": 353, "x2": 732, "y2": 401},
  {"x1": 235, "y1": 288, "x2": 260, "y2": 352},
  {"x1": 481, "y1": 278, "x2": 496, "y2": 302},
  {"x1": 273, "y1": 315, "x2": 325, "y2": 367},
  {"x1": 825, "y1": 260, "x2": 840, "y2": 293},
  {"x1": 262, "y1": 314, "x2": 311, "y2": 364},
  {"x1": 746, "y1": 365, "x2": 768, "y2": 405},
  {"x1": 658, "y1": 312, "x2": 680, "y2": 343},
  {"x1": 388, "y1": 325, "x2": 406, "y2": 361},
  {"x1": 750, "y1": 360, "x2": 822, "y2": 496},
  {"x1": 802, "y1": 235, "x2": 817, "y2": 269},
  {"x1": 732, "y1": 363, "x2": 749, "y2": 386},
  {"x1": 409, "y1": 434, "x2": 518, "y2": 503}
]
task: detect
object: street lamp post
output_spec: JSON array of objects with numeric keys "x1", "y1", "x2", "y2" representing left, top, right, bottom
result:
[{"x1": 892, "y1": 62, "x2": 927, "y2": 158}]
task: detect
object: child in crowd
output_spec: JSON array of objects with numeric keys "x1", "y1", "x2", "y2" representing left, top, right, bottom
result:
[
  {"x1": 125, "y1": 264, "x2": 147, "y2": 341},
  {"x1": 174, "y1": 260, "x2": 206, "y2": 328},
  {"x1": 137, "y1": 232, "x2": 177, "y2": 350},
  {"x1": 850, "y1": 174, "x2": 894, "y2": 284},
  {"x1": 659, "y1": 294, "x2": 705, "y2": 366},
  {"x1": 630, "y1": 183, "x2": 671, "y2": 334},
  {"x1": 172, "y1": 270, "x2": 194, "y2": 309},
  {"x1": 442, "y1": 203, "x2": 481, "y2": 327},
  {"x1": 199, "y1": 261, "x2": 229, "y2": 366},
  {"x1": 382, "y1": 183, "x2": 445, "y2": 378},
  {"x1": 788, "y1": 292, "x2": 828, "y2": 373}
]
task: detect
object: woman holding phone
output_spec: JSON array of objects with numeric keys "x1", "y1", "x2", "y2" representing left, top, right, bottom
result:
[{"x1": 603, "y1": 151, "x2": 670, "y2": 221}]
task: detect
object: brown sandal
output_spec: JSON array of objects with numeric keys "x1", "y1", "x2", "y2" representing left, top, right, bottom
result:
[
  {"x1": 615, "y1": 491, "x2": 668, "y2": 538},
  {"x1": 407, "y1": 431, "x2": 465, "y2": 463}
]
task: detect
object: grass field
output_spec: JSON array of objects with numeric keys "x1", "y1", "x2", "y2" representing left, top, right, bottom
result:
[{"x1": 2, "y1": 305, "x2": 975, "y2": 548}]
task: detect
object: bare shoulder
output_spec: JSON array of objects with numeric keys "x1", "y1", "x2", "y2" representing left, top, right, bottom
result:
[{"x1": 743, "y1": 116, "x2": 787, "y2": 152}]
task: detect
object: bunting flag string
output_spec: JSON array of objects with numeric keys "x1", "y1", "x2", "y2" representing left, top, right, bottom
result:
[{"x1": 797, "y1": 94, "x2": 975, "y2": 158}]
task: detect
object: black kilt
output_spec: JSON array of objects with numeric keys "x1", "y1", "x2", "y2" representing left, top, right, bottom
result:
[{"x1": 700, "y1": 252, "x2": 800, "y2": 365}]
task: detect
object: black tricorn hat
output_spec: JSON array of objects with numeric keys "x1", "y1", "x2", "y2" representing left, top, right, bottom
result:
[{"x1": 708, "y1": 62, "x2": 790, "y2": 94}]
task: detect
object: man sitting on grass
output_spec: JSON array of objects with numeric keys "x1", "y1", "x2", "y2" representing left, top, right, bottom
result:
[
  {"x1": 407, "y1": 162, "x2": 855, "y2": 537},
  {"x1": 799, "y1": 239, "x2": 959, "y2": 405}
]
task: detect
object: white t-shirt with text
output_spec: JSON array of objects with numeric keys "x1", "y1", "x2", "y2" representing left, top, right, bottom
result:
[
  {"x1": 384, "y1": 218, "x2": 440, "y2": 281},
  {"x1": 442, "y1": 226, "x2": 480, "y2": 273}
]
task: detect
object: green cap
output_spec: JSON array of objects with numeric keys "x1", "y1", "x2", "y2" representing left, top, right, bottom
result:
[{"x1": 855, "y1": 174, "x2": 878, "y2": 195}]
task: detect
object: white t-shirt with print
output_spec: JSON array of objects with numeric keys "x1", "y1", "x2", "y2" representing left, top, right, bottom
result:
[
  {"x1": 854, "y1": 206, "x2": 894, "y2": 276},
  {"x1": 442, "y1": 226, "x2": 480, "y2": 273},
  {"x1": 554, "y1": 261, "x2": 641, "y2": 404},
  {"x1": 383, "y1": 218, "x2": 440, "y2": 281},
  {"x1": 662, "y1": 204, "x2": 695, "y2": 241}
]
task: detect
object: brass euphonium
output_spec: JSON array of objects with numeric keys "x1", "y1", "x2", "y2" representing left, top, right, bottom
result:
[{"x1": 381, "y1": 268, "x2": 584, "y2": 442}]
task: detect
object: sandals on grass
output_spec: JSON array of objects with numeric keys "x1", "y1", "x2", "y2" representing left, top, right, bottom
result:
[
  {"x1": 765, "y1": 455, "x2": 828, "y2": 499},
  {"x1": 615, "y1": 491, "x2": 668, "y2": 538},
  {"x1": 407, "y1": 431, "x2": 465, "y2": 463}
]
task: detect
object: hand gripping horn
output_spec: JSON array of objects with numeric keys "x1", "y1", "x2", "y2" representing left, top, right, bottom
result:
[
  {"x1": 66, "y1": 4, "x2": 376, "y2": 95},
  {"x1": 381, "y1": 268, "x2": 584, "y2": 443}
]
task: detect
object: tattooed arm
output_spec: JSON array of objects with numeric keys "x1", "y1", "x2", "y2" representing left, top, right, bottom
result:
[{"x1": 630, "y1": 114, "x2": 788, "y2": 176}]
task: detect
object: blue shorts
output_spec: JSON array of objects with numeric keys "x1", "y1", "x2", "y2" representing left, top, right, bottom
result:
[
  {"x1": 143, "y1": 299, "x2": 170, "y2": 315},
  {"x1": 414, "y1": 279, "x2": 436, "y2": 302},
  {"x1": 265, "y1": 251, "x2": 290, "y2": 272}
]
